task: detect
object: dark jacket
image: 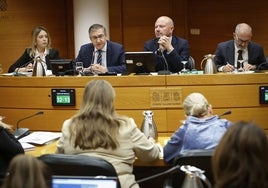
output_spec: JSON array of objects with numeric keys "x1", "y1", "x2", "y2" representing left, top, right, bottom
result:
[
  {"x1": 214, "y1": 40, "x2": 267, "y2": 70},
  {"x1": 75, "y1": 40, "x2": 126, "y2": 73},
  {"x1": 8, "y1": 48, "x2": 60, "y2": 73},
  {"x1": 144, "y1": 36, "x2": 190, "y2": 73},
  {"x1": 0, "y1": 126, "x2": 24, "y2": 178}
]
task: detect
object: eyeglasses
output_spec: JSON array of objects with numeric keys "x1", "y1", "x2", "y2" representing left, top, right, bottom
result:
[
  {"x1": 235, "y1": 35, "x2": 250, "y2": 44},
  {"x1": 90, "y1": 34, "x2": 105, "y2": 41}
]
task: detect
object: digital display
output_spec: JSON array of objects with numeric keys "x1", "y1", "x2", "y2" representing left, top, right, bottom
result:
[
  {"x1": 51, "y1": 89, "x2": 75, "y2": 106},
  {"x1": 259, "y1": 86, "x2": 268, "y2": 104}
]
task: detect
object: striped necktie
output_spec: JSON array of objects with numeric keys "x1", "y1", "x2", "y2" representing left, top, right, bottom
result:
[{"x1": 97, "y1": 50, "x2": 102, "y2": 65}]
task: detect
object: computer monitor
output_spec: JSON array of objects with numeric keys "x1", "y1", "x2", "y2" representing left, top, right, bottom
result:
[
  {"x1": 52, "y1": 175, "x2": 118, "y2": 188},
  {"x1": 125, "y1": 51, "x2": 155, "y2": 75},
  {"x1": 50, "y1": 59, "x2": 74, "y2": 76}
]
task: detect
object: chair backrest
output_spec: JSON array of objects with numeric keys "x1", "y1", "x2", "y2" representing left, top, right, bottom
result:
[
  {"x1": 171, "y1": 149, "x2": 214, "y2": 188},
  {"x1": 38, "y1": 154, "x2": 120, "y2": 188}
]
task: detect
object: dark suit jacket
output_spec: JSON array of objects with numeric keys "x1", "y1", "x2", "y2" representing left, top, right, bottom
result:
[
  {"x1": 8, "y1": 48, "x2": 60, "y2": 73},
  {"x1": 75, "y1": 40, "x2": 126, "y2": 73},
  {"x1": 214, "y1": 40, "x2": 267, "y2": 70},
  {"x1": 0, "y1": 127, "x2": 24, "y2": 178},
  {"x1": 144, "y1": 36, "x2": 190, "y2": 73}
]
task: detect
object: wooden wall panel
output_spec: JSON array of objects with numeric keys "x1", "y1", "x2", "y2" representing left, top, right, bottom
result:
[
  {"x1": 187, "y1": 0, "x2": 268, "y2": 68},
  {"x1": 109, "y1": 0, "x2": 268, "y2": 69},
  {"x1": 0, "y1": 0, "x2": 74, "y2": 73}
]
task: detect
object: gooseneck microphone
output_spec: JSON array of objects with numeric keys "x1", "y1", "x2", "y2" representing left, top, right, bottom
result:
[
  {"x1": 219, "y1": 110, "x2": 232, "y2": 118},
  {"x1": 13, "y1": 111, "x2": 44, "y2": 139},
  {"x1": 155, "y1": 49, "x2": 170, "y2": 75}
]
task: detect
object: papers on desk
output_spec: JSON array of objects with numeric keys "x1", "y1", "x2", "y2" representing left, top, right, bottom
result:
[
  {"x1": 19, "y1": 131, "x2": 62, "y2": 145},
  {"x1": 20, "y1": 142, "x2": 36, "y2": 151}
]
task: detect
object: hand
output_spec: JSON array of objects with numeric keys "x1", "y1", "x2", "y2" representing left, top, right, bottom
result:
[
  {"x1": 222, "y1": 63, "x2": 234, "y2": 72},
  {"x1": 158, "y1": 36, "x2": 174, "y2": 52},
  {"x1": 90, "y1": 64, "x2": 108, "y2": 74},
  {"x1": 243, "y1": 63, "x2": 256, "y2": 71}
]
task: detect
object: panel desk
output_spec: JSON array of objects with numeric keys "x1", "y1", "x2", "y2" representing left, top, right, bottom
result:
[{"x1": 0, "y1": 73, "x2": 268, "y2": 135}]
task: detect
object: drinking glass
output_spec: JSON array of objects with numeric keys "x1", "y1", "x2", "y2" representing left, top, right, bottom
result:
[
  {"x1": 75, "y1": 62, "x2": 83, "y2": 75},
  {"x1": 181, "y1": 61, "x2": 188, "y2": 73},
  {"x1": 237, "y1": 60, "x2": 244, "y2": 72}
]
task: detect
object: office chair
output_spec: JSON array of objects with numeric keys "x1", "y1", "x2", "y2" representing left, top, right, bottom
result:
[
  {"x1": 164, "y1": 149, "x2": 214, "y2": 188},
  {"x1": 39, "y1": 154, "x2": 120, "y2": 188}
]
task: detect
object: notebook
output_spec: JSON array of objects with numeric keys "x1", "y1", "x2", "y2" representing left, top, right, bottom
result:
[
  {"x1": 125, "y1": 51, "x2": 156, "y2": 75},
  {"x1": 52, "y1": 175, "x2": 118, "y2": 188}
]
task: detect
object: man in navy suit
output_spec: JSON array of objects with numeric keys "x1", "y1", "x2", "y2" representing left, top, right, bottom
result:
[
  {"x1": 214, "y1": 23, "x2": 267, "y2": 72},
  {"x1": 144, "y1": 16, "x2": 190, "y2": 73},
  {"x1": 75, "y1": 24, "x2": 126, "y2": 74}
]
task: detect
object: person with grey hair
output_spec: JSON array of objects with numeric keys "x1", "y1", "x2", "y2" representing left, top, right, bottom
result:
[
  {"x1": 75, "y1": 23, "x2": 126, "y2": 74},
  {"x1": 214, "y1": 23, "x2": 267, "y2": 72},
  {"x1": 163, "y1": 92, "x2": 232, "y2": 164}
]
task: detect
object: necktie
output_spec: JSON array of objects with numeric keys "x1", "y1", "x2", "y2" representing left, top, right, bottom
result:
[
  {"x1": 97, "y1": 50, "x2": 102, "y2": 65},
  {"x1": 237, "y1": 50, "x2": 243, "y2": 69}
]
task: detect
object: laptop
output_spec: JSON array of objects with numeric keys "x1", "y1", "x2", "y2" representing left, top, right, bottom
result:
[
  {"x1": 52, "y1": 175, "x2": 119, "y2": 188},
  {"x1": 125, "y1": 51, "x2": 156, "y2": 75}
]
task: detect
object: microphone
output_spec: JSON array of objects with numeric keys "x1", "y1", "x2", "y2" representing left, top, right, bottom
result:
[
  {"x1": 219, "y1": 110, "x2": 232, "y2": 118},
  {"x1": 13, "y1": 111, "x2": 44, "y2": 139},
  {"x1": 82, "y1": 51, "x2": 95, "y2": 76},
  {"x1": 133, "y1": 165, "x2": 181, "y2": 186},
  {"x1": 155, "y1": 50, "x2": 170, "y2": 75}
]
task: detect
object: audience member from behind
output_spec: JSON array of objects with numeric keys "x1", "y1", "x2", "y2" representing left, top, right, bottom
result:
[
  {"x1": 75, "y1": 24, "x2": 126, "y2": 74},
  {"x1": 1, "y1": 154, "x2": 51, "y2": 188},
  {"x1": 0, "y1": 117, "x2": 24, "y2": 180},
  {"x1": 212, "y1": 121, "x2": 268, "y2": 188},
  {"x1": 56, "y1": 79, "x2": 160, "y2": 188},
  {"x1": 164, "y1": 93, "x2": 232, "y2": 164},
  {"x1": 144, "y1": 16, "x2": 190, "y2": 73},
  {"x1": 214, "y1": 23, "x2": 267, "y2": 72},
  {"x1": 8, "y1": 26, "x2": 60, "y2": 74}
]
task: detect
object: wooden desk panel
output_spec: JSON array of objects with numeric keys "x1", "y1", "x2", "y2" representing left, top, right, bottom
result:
[{"x1": 0, "y1": 74, "x2": 268, "y2": 134}]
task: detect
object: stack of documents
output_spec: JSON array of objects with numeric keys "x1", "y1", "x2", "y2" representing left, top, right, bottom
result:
[{"x1": 19, "y1": 131, "x2": 62, "y2": 150}]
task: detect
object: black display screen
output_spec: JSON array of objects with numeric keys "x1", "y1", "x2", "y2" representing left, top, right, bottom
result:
[
  {"x1": 259, "y1": 86, "x2": 268, "y2": 104},
  {"x1": 51, "y1": 89, "x2": 75, "y2": 106}
]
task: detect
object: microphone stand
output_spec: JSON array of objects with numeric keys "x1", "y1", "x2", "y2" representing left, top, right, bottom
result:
[
  {"x1": 218, "y1": 110, "x2": 232, "y2": 118},
  {"x1": 13, "y1": 111, "x2": 44, "y2": 139},
  {"x1": 155, "y1": 49, "x2": 170, "y2": 75}
]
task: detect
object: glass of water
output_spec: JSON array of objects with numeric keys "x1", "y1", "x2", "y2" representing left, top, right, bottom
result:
[{"x1": 75, "y1": 62, "x2": 83, "y2": 75}]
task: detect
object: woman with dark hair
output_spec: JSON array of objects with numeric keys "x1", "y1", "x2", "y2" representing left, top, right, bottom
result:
[
  {"x1": 8, "y1": 26, "x2": 60, "y2": 74},
  {"x1": 212, "y1": 121, "x2": 268, "y2": 188},
  {"x1": 0, "y1": 117, "x2": 24, "y2": 181}
]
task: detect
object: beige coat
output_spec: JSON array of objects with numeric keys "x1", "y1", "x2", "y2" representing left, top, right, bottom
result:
[{"x1": 56, "y1": 117, "x2": 160, "y2": 188}]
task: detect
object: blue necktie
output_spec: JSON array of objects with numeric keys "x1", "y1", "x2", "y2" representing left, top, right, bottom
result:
[{"x1": 97, "y1": 50, "x2": 102, "y2": 65}]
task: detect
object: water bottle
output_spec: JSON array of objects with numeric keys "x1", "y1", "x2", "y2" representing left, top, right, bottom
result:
[
  {"x1": 141, "y1": 110, "x2": 158, "y2": 141},
  {"x1": 32, "y1": 57, "x2": 46, "y2": 76}
]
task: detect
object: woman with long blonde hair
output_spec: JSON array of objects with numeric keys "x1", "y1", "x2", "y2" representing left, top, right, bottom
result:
[{"x1": 56, "y1": 80, "x2": 160, "y2": 188}]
